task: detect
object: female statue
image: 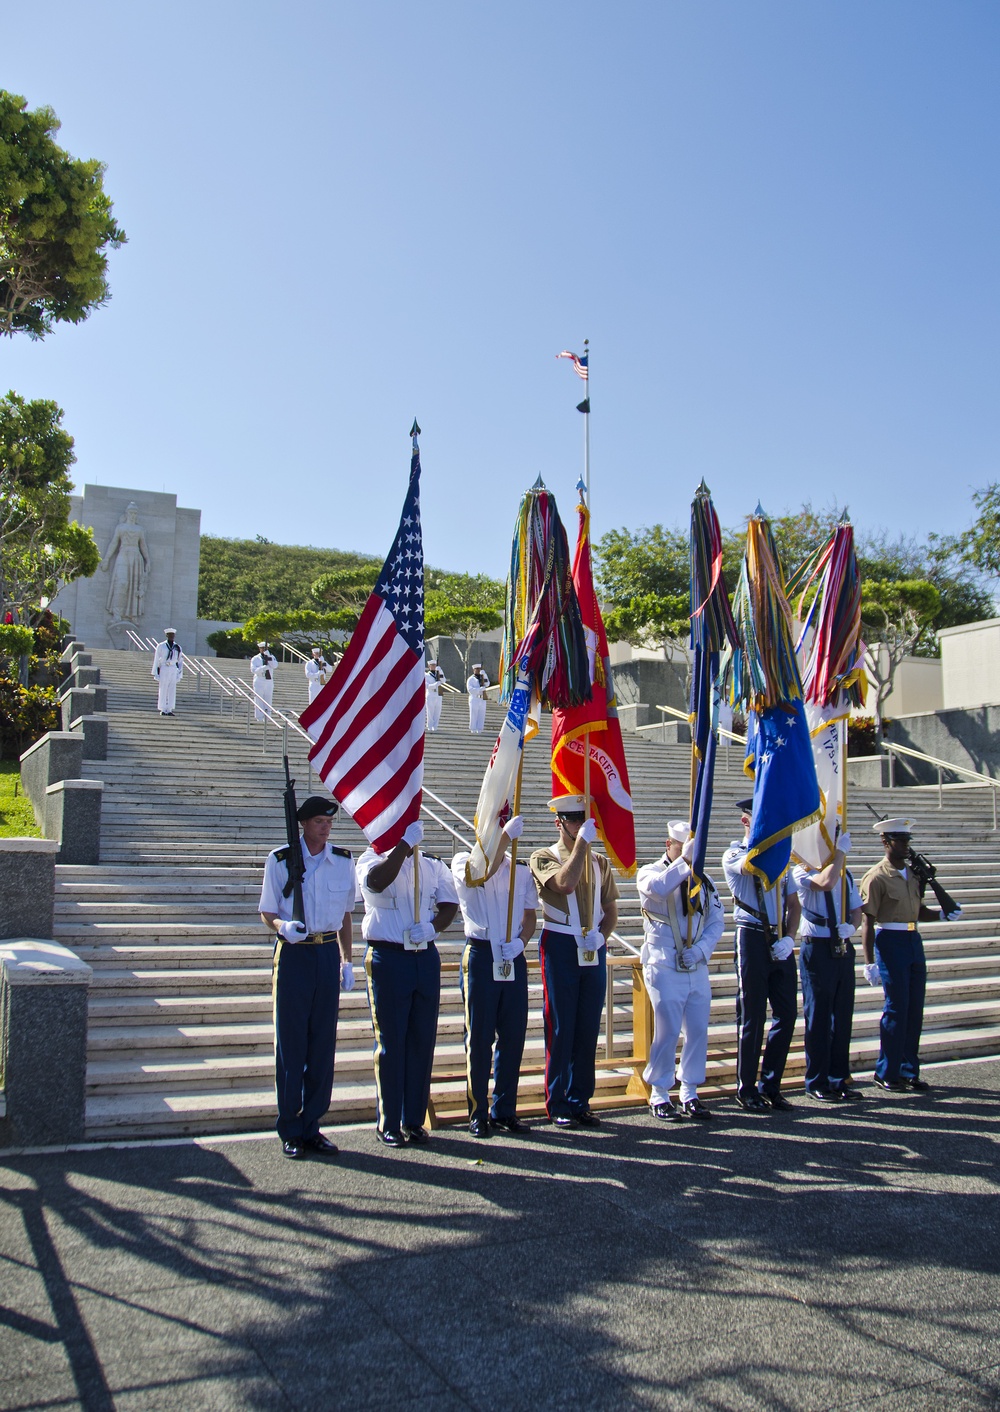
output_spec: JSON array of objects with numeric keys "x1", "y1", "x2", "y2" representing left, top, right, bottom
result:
[{"x1": 100, "y1": 502, "x2": 150, "y2": 622}]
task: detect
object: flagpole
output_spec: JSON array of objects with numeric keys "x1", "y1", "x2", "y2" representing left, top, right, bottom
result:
[
  {"x1": 582, "y1": 337, "x2": 590, "y2": 530},
  {"x1": 504, "y1": 754, "x2": 525, "y2": 944},
  {"x1": 840, "y1": 711, "x2": 849, "y2": 924}
]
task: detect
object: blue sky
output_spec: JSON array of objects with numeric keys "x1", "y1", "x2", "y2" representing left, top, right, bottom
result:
[{"x1": 4, "y1": 3, "x2": 999, "y2": 578}]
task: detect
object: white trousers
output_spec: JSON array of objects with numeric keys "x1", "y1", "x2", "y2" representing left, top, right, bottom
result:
[
  {"x1": 469, "y1": 696, "x2": 486, "y2": 732},
  {"x1": 642, "y1": 961, "x2": 712, "y2": 1104},
  {"x1": 156, "y1": 673, "x2": 179, "y2": 713},
  {"x1": 426, "y1": 691, "x2": 442, "y2": 731},
  {"x1": 253, "y1": 676, "x2": 274, "y2": 722}
]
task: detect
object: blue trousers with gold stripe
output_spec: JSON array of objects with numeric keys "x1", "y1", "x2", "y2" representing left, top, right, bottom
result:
[
  {"x1": 460, "y1": 941, "x2": 529, "y2": 1122},
  {"x1": 539, "y1": 929, "x2": 606, "y2": 1119},
  {"x1": 273, "y1": 938, "x2": 341, "y2": 1142},
  {"x1": 364, "y1": 941, "x2": 441, "y2": 1133}
]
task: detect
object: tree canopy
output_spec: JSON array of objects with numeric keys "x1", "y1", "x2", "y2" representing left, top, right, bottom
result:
[
  {"x1": 0, "y1": 91, "x2": 126, "y2": 339},
  {"x1": 198, "y1": 538, "x2": 381, "y2": 621}
]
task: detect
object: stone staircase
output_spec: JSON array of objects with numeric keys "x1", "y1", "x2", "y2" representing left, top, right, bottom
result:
[{"x1": 54, "y1": 648, "x2": 1000, "y2": 1139}]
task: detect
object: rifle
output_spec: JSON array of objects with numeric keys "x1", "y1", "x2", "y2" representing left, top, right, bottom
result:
[
  {"x1": 282, "y1": 755, "x2": 306, "y2": 925},
  {"x1": 865, "y1": 803, "x2": 959, "y2": 916}
]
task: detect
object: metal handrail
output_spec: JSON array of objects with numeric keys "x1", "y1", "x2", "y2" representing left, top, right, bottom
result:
[
  {"x1": 655, "y1": 702, "x2": 747, "y2": 745},
  {"x1": 125, "y1": 628, "x2": 149, "y2": 652},
  {"x1": 881, "y1": 740, "x2": 1000, "y2": 826}
]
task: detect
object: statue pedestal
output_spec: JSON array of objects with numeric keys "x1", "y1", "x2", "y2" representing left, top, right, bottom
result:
[{"x1": 108, "y1": 619, "x2": 142, "y2": 650}]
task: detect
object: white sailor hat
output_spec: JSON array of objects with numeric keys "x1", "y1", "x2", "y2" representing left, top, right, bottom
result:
[
  {"x1": 257, "y1": 640, "x2": 268, "y2": 648},
  {"x1": 311, "y1": 646, "x2": 323, "y2": 655},
  {"x1": 164, "y1": 627, "x2": 176, "y2": 634},
  {"x1": 427, "y1": 658, "x2": 437, "y2": 665},
  {"x1": 873, "y1": 817, "x2": 913, "y2": 835},
  {"x1": 667, "y1": 819, "x2": 690, "y2": 843},
  {"x1": 548, "y1": 793, "x2": 588, "y2": 816},
  {"x1": 472, "y1": 662, "x2": 482, "y2": 669}
]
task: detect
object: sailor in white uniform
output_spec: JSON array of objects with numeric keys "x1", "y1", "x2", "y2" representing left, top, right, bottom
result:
[
  {"x1": 467, "y1": 663, "x2": 490, "y2": 733},
  {"x1": 251, "y1": 641, "x2": 276, "y2": 722},
  {"x1": 638, "y1": 820, "x2": 725, "y2": 1121},
  {"x1": 305, "y1": 645, "x2": 332, "y2": 703},
  {"x1": 151, "y1": 629, "x2": 183, "y2": 715},
  {"x1": 425, "y1": 659, "x2": 446, "y2": 732}
]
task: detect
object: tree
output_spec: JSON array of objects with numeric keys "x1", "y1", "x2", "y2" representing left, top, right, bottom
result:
[
  {"x1": 595, "y1": 525, "x2": 691, "y2": 659},
  {"x1": 0, "y1": 91, "x2": 126, "y2": 339},
  {"x1": 197, "y1": 538, "x2": 380, "y2": 620},
  {"x1": 861, "y1": 579, "x2": 941, "y2": 743},
  {"x1": 310, "y1": 565, "x2": 381, "y2": 632},
  {"x1": 958, "y1": 482, "x2": 1000, "y2": 583},
  {"x1": 424, "y1": 571, "x2": 504, "y2": 677},
  {"x1": 0, "y1": 392, "x2": 99, "y2": 625}
]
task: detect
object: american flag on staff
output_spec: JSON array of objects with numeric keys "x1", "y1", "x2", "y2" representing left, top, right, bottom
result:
[
  {"x1": 300, "y1": 424, "x2": 425, "y2": 852},
  {"x1": 556, "y1": 349, "x2": 589, "y2": 381}
]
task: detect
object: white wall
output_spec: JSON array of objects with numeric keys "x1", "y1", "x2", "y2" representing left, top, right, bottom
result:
[{"x1": 939, "y1": 617, "x2": 1000, "y2": 709}]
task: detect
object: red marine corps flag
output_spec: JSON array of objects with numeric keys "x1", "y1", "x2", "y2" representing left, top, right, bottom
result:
[
  {"x1": 300, "y1": 423, "x2": 426, "y2": 851},
  {"x1": 551, "y1": 500, "x2": 636, "y2": 876}
]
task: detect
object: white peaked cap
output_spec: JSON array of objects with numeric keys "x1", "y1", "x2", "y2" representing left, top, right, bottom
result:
[
  {"x1": 549, "y1": 794, "x2": 588, "y2": 813},
  {"x1": 873, "y1": 817, "x2": 913, "y2": 834},
  {"x1": 667, "y1": 820, "x2": 690, "y2": 842}
]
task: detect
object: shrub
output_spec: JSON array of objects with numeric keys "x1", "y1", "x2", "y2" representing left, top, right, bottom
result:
[
  {"x1": 0, "y1": 679, "x2": 60, "y2": 759},
  {"x1": 848, "y1": 716, "x2": 892, "y2": 757}
]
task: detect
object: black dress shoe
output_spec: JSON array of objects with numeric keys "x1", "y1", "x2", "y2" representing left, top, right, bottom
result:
[
  {"x1": 760, "y1": 1091, "x2": 794, "y2": 1111},
  {"x1": 551, "y1": 1114, "x2": 577, "y2": 1128},
  {"x1": 681, "y1": 1098, "x2": 712, "y2": 1120},
  {"x1": 303, "y1": 1133, "x2": 339, "y2": 1155},
  {"x1": 469, "y1": 1117, "x2": 492, "y2": 1139},
  {"x1": 906, "y1": 1078, "x2": 931, "y2": 1092},
  {"x1": 375, "y1": 1128, "x2": 407, "y2": 1148},
  {"x1": 836, "y1": 1084, "x2": 864, "y2": 1100},
  {"x1": 873, "y1": 1076, "x2": 908, "y2": 1092},
  {"x1": 650, "y1": 1100, "x2": 682, "y2": 1122},
  {"x1": 736, "y1": 1092, "x2": 770, "y2": 1113},
  {"x1": 807, "y1": 1088, "x2": 844, "y2": 1104},
  {"x1": 573, "y1": 1109, "x2": 601, "y2": 1127},
  {"x1": 281, "y1": 1139, "x2": 305, "y2": 1159},
  {"x1": 490, "y1": 1115, "x2": 531, "y2": 1134},
  {"x1": 402, "y1": 1125, "x2": 430, "y2": 1144}
]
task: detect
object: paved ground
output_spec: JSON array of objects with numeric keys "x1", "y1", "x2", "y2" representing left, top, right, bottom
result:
[{"x1": 1, "y1": 1057, "x2": 998, "y2": 1412}]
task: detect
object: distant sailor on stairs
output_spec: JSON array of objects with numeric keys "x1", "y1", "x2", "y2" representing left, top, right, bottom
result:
[
  {"x1": 151, "y1": 629, "x2": 183, "y2": 715},
  {"x1": 251, "y1": 641, "x2": 276, "y2": 722}
]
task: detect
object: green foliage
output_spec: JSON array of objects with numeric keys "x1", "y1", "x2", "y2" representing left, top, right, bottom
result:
[
  {"x1": 0, "y1": 760, "x2": 40, "y2": 836},
  {"x1": 595, "y1": 525, "x2": 691, "y2": 654},
  {"x1": 847, "y1": 715, "x2": 892, "y2": 757},
  {"x1": 861, "y1": 579, "x2": 941, "y2": 740},
  {"x1": 205, "y1": 629, "x2": 253, "y2": 659},
  {"x1": 423, "y1": 572, "x2": 504, "y2": 675},
  {"x1": 958, "y1": 482, "x2": 1000, "y2": 580},
  {"x1": 0, "y1": 679, "x2": 59, "y2": 759},
  {"x1": 241, "y1": 608, "x2": 348, "y2": 647},
  {"x1": 0, "y1": 624, "x2": 32, "y2": 658},
  {"x1": 0, "y1": 91, "x2": 126, "y2": 339},
  {"x1": 0, "y1": 391, "x2": 99, "y2": 620},
  {"x1": 198, "y1": 536, "x2": 380, "y2": 621}
]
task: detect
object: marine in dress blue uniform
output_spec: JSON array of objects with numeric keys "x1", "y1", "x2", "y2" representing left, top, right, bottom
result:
[
  {"x1": 528, "y1": 793, "x2": 619, "y2": 1129},
  {"x1": 790, "y1": 836, "x2": 863, "y2": 1103},
  {"x1": 452, "y1": 815, "x2": 538, "y2": 1136},
  {"x1": 721, "y1": 797, "x2": 802, "y2": 1112},
  {"x1": 357, "y1": 820, "x2": 460, "y2": 1147},
  {"x1": 259, "y1": 795, "x2": 356, "y2": 1159},
  {"x1": 859, "y1": 818, "x2": 961, "y2": 1093}
]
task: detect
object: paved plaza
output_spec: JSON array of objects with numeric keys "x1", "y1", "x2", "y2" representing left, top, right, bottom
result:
[{"x1": 0, "y1": 1056, "x2": 998, "y2": 1411}]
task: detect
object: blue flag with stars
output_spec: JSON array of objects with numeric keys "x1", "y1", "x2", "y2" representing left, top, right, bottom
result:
[{"x1": 744, "y1": 697, "x2": 820, "y2": 888}]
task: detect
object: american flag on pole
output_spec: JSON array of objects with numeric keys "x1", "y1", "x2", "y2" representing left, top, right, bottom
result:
[
  {"x1": 556, "y1": 349, "x2": 589, "y2": 381},
  {"x1": 300, "y1": 424, "x2": 425, "y2": 851}
]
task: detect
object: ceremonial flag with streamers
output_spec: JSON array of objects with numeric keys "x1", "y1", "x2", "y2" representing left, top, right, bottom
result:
[
  {"x1": 300, "y1": 426, "x2": 425, "y2": 852},
  {"x1": 790, "y1": 520, "x2": 867, "y2": 871},
  {"x1": 464, "y1": 665, "x2": 532, "y2": 885},
  {"x1": 687, "y1": 482, "x2": 740, "y2": 899},
  {"x1": 551, "y1": 502, "x2": 636, "y2": 876},
  {"x1": 719, "y1": 508, "x2": 820, "y2": 887},
  {"x1": 556, "y1": 349, "x2": 588, "y2": 381}
]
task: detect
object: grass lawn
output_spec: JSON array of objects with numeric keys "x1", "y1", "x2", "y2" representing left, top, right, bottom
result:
[{"x1": 0, "y1": 761, "x2": 41, "y2": 838}]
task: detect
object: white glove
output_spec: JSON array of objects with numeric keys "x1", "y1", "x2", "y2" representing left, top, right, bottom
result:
[
  {"x1": 681, "y1": 837, "x2": 695, "y2": 864},
  {"x1": 499, "y1": 941, "x2": 516, "y2": 963},
  {"x1": 578, "y1": 819, "x2": 598, "y2": 844},
  {"x1": 409, "y1": 921, "x2": 436, "y2": 944},
  {"x1": 278, "y1": 920, "x2": 308, "y2": 943},
  {"x1": 770, "y1": 936, "x2": 795, "y2": 962},
  {"x1": 502, "y1": 815, "x2": 524, "y2": 840},
  {"x1": 944, "y1": 907, "x2": 962, "y2": 922},
  {"x1": 402, "y1": 821, "x2": 423, "y2": 849},
  {"x1": 864, "y1": 962, "x2": 881, "y2": 988},
  {"x1": 340, "y1": 962, "x2": 355, "y2": 992},
  {"x1": 838, "y1": 832, "x2": 852, "y2": 854},
  {"x1": 678, "y1": 946, "x2": 698, "y2": 970},
  {"x1": 583, "y1": 929, "x2": 604, "y2": 951},
  {"x1": 838, "y1": 922, "x2": 856, "y2": 939}
]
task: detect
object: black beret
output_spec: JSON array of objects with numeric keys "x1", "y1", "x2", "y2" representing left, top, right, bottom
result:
[{"x1": 296, "y1": 795, "x2": 339, "y2": 822}]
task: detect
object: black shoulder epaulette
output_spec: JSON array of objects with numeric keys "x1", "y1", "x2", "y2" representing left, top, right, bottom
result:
[
  {"x1": 330, "y1": 845, "x2": 352, "y2": 859},
  {"x1": 422, "y1": 852, "x2": 442, "y2": 862},
  {"x1": 275, "y1": 846, "x2": 291, "y2": 863},
  {"x1": 516, "y1": 858, "x2": 529, "y2": 867}
]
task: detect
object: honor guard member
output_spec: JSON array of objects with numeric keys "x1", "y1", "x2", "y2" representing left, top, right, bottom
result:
[
  {"x1": 529, "y1": 793, "x2": 619, "y2": 1128},
  {"x1": 638, "y1": 820, "x2": 726, "y2": 1121},
  {"x1": 467, "y1": 663, "x2": 490, "y2": 733},
  {"x1": 451, "y1": 816, "x2": 538, "y2": 1137},
  {"x1": 357, "y1": 819, "x2": 460, "y2": 1147},
  {"x1": 860, "y1": 818, "x2": 961, "y2": 1093},
  {"x1": 790, "y1": 835, "x2": 863, "y2": 1102},
  {"x1": 722, "y1": 797, "x2": 802, "y2": 1112},
  {"x1": 259, "y1": 795, "x2": 356, "y2": 1159},
  {"x1": 305, "y1": 645, "x2": 332, "y2": 703},
  {"x1": 152, "y1": 629, "x2": 183, "y2": 715},
  {"x1": 251, "y1": 641, "x2": 276, "y2": 722},
  {"x1": 424, "y1": 659, "x2": 446, "y2": 732}
]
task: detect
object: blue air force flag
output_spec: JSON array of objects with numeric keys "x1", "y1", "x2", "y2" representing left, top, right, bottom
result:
[{"x1": 744, "y1": 698, "x2": 821, "y2": 889}]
